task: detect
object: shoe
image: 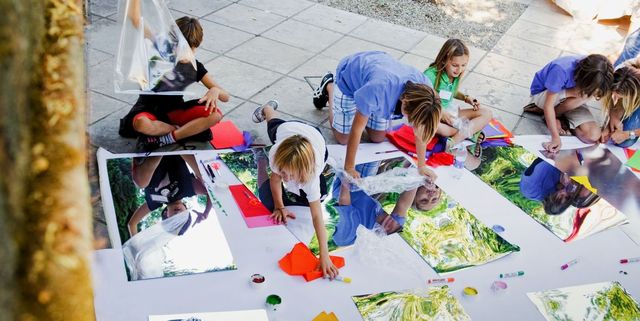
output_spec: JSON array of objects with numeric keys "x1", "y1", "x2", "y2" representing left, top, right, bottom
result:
[
  {"x1": 252, "y1": 100, "x2": 279, "y2": 123},
  {"x1": 313, "y1": 71, "x2": 334, "y2": 110},
  {"x1": 136, "y1": 135, "x2": 170, "y2": 153}
]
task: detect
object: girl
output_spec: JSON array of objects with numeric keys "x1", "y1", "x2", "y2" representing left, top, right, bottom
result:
[
  {"x1": 425, "y1": 39, "x2": 492, "y2": 155},
  {"x1": 252, "y1": 100, "x2": 339, "y2": 279},
  {"x1": 600, "y1": 63, "x2": 640, "y2": 147}
]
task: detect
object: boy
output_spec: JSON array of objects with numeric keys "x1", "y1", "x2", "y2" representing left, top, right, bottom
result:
[
  {"x1": 313, "y1": 51, "x2": 441, "y2": 181},
  {"x1": 523, "y1": 54, "x2": 613, "y2": 152},
  {"x1": 119, "y1": 3, "x2": 230, "y2": 152}
]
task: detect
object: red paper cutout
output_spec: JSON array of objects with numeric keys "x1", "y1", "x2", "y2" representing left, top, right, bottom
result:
[
  {"x1": 278, "y1": 242, "x2": 345, "y2": 282},
  {"x1": 426, "y1": 152, "x2": 455, "y2": 167},
  {"x1": 386, "y1": 124, "x2": 439, "y2": 153},
  {"x1": 210, "y1": 120, "x2": 244, "y2": 149},
  {"x1": 228, "y1": 184, "x2": 271, "y2": 218}
]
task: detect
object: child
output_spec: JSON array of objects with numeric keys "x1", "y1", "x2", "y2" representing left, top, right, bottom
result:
[
  {"x1": 523, "y1": 54, "x2": 613, "y2": 152},
  {"x1": 424, "y1": 39, "x2": 492, "y2": 155},
  {"x1": 252, "y1": 100, "x2": 338, "y2": 279},
  {"x1": 600, "y1": 63, "x2": 640, "y2": 147},
  {"x1": 313, "y1": 51, "x2": 441, "y2": 181},
  {"x1": 119, "y1": 1, "x2": 230, "y2": 152}
]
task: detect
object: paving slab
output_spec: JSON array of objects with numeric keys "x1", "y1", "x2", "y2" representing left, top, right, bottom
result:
[
  {"x1": 87, "y1": 58, "x2": 138, "y2": 105},
  {"x1": 239, "y1": 0, "x2": 314, "y2": 17},
  {"x1": 262, "y1": 19, "x2": 343, "y2": 53},
  {"x1": 197, "y1": 19, "x2": 255, "y2": 54},
  {"x1": 491, "y1": 34, "x2": 561, "y2": 67},
  {"x1": 251, "y1": 76, "x2": 328, "y2": 125},
  {"x1": 321, "y1": 36, "x2": 403, "y2": 61},
  {"x1": 505, "y1": 19, "x2": 575, "y2": 50},
  {"x1": 204, "y1": 56, "x2": 282, "y2": 100},
  {"x1": 463, "y1": 72, "x2": 531, "y2": 115},
  {"x1": 225, "y1": 36, "x2": 315, "y2": 74},
  {"x1": 168, "y1": 0, "x2": 232, "y2": 18},
  {"x1": 85, "y1": 17, "x2": 121, "y2": 55},
  {"x1": 473, "y1": 52, "x2": 541, "y2": 88},
  {"x1": 204, "y1": 3, "x2": 286, "y2": 35},
  {"x1": 292, "y1": 4, "x2": 367, "y2": 34},
  {"x1": 90, "y1": 0, "x2": 118, "y2": 18},
  {"x1": 288, "y1": 54, "x2": 340, "y2": 80},
  {"x1": 88, "y1": 91, "x2": 130, "y2": 125},
  {"x1": 350, "y1": 19, "x2": 426, "y2": 52}
]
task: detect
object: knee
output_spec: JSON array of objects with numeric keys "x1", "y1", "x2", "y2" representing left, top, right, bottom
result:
[
  {"x1": 335, "y1": 135, "x2": 349, "y2": 145},
  {"x1": 580, "y1": 127, "x2": 601, "y2": 143},
  {"x1": 206, "y1": 111, "x2": 222, "y2": 126},
  {"x1": 369, "y1": 135, "x2": 386, "y2": 143},
  {"x1": 132, "y1": 117, "x2": 151, "y2": 132}
]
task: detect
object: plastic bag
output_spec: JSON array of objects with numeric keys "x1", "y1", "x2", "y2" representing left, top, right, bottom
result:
[
  {"x1": 114, "y1": 0, "x2": 197, "y2": 95},
  {"x1": 356, "y1": 166, "x2": 432, "y2": 195}
]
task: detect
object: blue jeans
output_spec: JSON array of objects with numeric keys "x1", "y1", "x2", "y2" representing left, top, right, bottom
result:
[
  {"x1": 616, "y1": 107, "x2": 640, "y2": 148},
  {"x1": 615, "y1": 27, "x2": 640, "y2": 67}
]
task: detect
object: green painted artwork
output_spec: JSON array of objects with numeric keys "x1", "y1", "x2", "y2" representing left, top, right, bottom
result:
[
  {"x1": 352, "y1": 287, "x2": 471, "y2": 321},
  {"x1": 528, "y1": 282, "x2": 640, "y2": 321},
  {"x1": 377, "y1": 187, "x2": 520, "y2": 274},
  {"x1": 471, "y1": 145, "x2": 627, "y2": 242}
]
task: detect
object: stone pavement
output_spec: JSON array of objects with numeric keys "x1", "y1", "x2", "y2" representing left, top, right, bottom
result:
[{"x1": 86, "y1": 0, "x2": 629, "y2": 246}]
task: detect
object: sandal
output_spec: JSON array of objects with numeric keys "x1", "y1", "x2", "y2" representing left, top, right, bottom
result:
[
  {"x1": 523, "y1": 103, "x2": 544, "y2": 115},
  {"x1": 467, "y1": 142, "x2": 482, "y2": 158}
]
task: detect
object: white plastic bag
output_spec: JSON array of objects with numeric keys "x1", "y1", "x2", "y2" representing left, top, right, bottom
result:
[{"x1": 114, "y1": 0, "x2": 197, "y2": 95}]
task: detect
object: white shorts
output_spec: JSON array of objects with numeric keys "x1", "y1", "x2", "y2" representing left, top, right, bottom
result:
[{"x1": 530, "y1": 90, "x2": 595, "y2": 129}]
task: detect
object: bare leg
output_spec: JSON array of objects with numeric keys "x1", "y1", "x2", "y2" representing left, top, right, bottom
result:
[
  {"x1": 172, "y1": 112, "x2": 221, "y2": 140},
  {"x1": 556, "y1": 96, "x2": 590, "y2": 115},
  {"x1": 436, "y1": 122, "x2": 458, "y2": 137},
  {"x1": 574, "y1": 121, "x2": 601, "y2": 143},
  {"x1": 451, "y1": 107, "x2": 492, "y2": 144},
  {"x1": 262, "y1": 103, "x2": 277, "y2": 122},
  {"x1": 365, "y1": 128, "x2": 387, "y2": 143},
  {"x1": 133, "y1": 117, "x2": 176, "y2": 136}
]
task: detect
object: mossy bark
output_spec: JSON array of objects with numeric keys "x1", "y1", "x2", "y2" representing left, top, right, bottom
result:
[{"x1": 0, "y1": 1, "x2": 95, "y2": 320}]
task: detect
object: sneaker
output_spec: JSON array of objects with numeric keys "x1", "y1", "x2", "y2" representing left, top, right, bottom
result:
[
  {"x1": 522, "y1": 103, "x2": 544, "y2": 115},
  {"x1": 313, "y1": 71, "x2": 334, "y2": 110},
  {"x1": 136, "y1": 135, "x2": 171, "y2": 153},
  {"x1": 252, "y1": 100, "x2": 279, "y2": 123}
]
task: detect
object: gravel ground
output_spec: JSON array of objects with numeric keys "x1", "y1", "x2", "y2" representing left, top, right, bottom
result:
[{"x1": 316, "y1": 0, "x2": 528, "y2": 50}]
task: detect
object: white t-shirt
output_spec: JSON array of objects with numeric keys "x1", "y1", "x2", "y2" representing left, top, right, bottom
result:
[{"x1": 268, "y1": 122, "x2": 327, "y2": 202}]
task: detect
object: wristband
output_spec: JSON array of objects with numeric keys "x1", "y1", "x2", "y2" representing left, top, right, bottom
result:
[{"x1": 630, "y1": 131, "x2": 637, "y2": 140}]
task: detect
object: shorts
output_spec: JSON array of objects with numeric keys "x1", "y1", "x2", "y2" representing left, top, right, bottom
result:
[
  {"x1": 530, "y1": 90, "x2": 595, "y2": 129},
  {"x1": 331, "y1": 85, "x2": 392, "y2": 134}
]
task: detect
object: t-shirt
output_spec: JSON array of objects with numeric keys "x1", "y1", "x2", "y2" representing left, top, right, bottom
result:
[
  {"x1": 268, "y1": 122, "x2": 327, "y2": 202},
  {"x1": 143, "y1": 155, "x2": 196, "y2": 210},
  {"x1": 530, "y1": 56, "x2": 582, "y2": 95},
  {"x1": 519, "y1": 158, "x2": 561, "y2": 201},
  {"x1": 423, "y1": 66, "x2": 460, "y2": 109},
  {"x1": 137, "y1": 60, "x2": 208, "y2": 108},
  {"x1": 334, "y1": 51, "x2": 432, "y2": 119}
]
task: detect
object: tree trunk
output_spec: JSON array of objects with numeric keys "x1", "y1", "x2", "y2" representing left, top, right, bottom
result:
[{"x1": 0, "y1": 1, "x2": 95, "y2": 320}]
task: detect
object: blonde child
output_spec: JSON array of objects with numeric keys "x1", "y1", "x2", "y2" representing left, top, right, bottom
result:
[
  {"x1": 600, "y1": 63, "x2": 640, "y2": 147},
  {"x1": 313, "y1": 51, "x2": 441, "y2": 181},
  {"x1": 252, "y1": 100, "x2": 338, "y2": 279},
  {"x1": 424, "y1": 39, "x2": 492, "y2": 156},
  {"x1": 523, "y1": 54, "x2": 613, "y2": 152}
]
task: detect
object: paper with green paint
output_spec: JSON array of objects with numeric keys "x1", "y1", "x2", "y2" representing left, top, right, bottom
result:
[{"x1": 627, "y1": 149, "x2": 640, "y2": 170}]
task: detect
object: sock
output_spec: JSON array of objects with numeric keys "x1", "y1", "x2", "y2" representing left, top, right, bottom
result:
[
  {"x1": 159, "y1": 131, "x2": 176, "y2": 145},
  {"x1": 391, "y1": 213, "x2": 406, "y2": 226}
]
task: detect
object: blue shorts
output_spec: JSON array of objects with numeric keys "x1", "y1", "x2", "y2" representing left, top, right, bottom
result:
[
  {"x1": 616, "y1": 107, "x2": 640, "y2": 148},
  {"x1": 331, "y1": 85, "x2": 392, "y2": 134}
]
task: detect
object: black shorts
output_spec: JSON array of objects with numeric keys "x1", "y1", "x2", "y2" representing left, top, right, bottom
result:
[{"x1": 119, "y1": 96, "x2": 201, "y2": 138}]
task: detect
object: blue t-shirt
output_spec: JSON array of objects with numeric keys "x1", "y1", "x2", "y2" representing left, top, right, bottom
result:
[
  {"x1": 519, "y1": 159, "x2": 561, "y2": 201},
  {"x1": 334, "y1": 51, "x2": 432, "y2": 119},
  {"x1": 330, "y1": 177, "x2": 384, "y2": 246},
  {"x1": 530, "y1": 56, "x2": 582, "y2": 96}
]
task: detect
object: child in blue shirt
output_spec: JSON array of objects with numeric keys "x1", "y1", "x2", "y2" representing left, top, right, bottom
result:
[
  {"x1": 524, "y1": 55, "x2": 612, "y2": 152},
  {"x1": 313, "y1": 51, "x2": 441, "y2": 181},
  {"x1": 600, "y1": 60, "x2": 640, "y2": 147}
]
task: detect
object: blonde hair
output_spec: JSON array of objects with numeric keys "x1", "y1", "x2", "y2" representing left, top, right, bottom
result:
[
  {"x1": 273, "y1": 135, "x2": 315, "y2": 184},
  {"x1": 602, "y1": 64, "x2": 640, "y2": 120},
  {"x1": 401, "y1": 81, "x2": 441, "y2": 142},
  {"x1": 429, "y1": 38, "x2": 469, "y2": 92}
]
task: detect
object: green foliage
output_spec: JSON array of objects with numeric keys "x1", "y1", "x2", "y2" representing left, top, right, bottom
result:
[
  {"x1": 107, "y1": 158, "x2": 141, "y2": 244},
  {"x1": 353, "y1": 287, "x2": 470, "y2": 321},
  {"x1": 594, "y1": 282, "x2": 640, "y2": 321},
  {"x1": 379, "y1": 188, "x2": 519, "y2": 273},
  {"x1": 219, "y1": 149, "x2": 265, "y2": 195}
]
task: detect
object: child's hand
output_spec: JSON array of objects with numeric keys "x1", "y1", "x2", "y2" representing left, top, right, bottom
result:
[
  {"x1": 345, "y1": 167, "x2": 361, "y2": 180},
  {"x1": 270, "y1": 207, "x2": 296, "y2": 224},
  {"x1": 418, "y1": 166, "x2": 437, "y2": 182},
  {"x1": 466, "y1": 96, "x2": 480, "y2": 110},
  {"x1": 611, "y1": 130, "x2": 629, "y2": 144},
  {"x1": 543, "y1": 137, "x2": 562, "y2": 153},
  {"x1": 600, "y1": 126, "x2": 611, "y2": 143},
  {"x1": 319, "y1": 254, "x2": 339, "y2": 280},
  {"x1": 198, "y1": 87, "x2": 220, "y2": 114}
]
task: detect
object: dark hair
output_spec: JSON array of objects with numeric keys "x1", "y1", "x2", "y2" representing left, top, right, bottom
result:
[
  {"x1": 571, "y1": 186, "x2": 600, "y2": 208},
  {"x1": 175, "y1": 16, "x2": 203, "y2": 49},
  {"x1": 574, "y1": 54, "x2": 613, "y2": 98},
  {"x1": 542, "y1": 191, "x2": 575, "y2": 215},
  {"x1": 401, "y1": 81, "x2": 441, "y2": 142}
]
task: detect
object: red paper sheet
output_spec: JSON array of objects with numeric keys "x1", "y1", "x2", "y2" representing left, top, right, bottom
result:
[
  {"x1": 210, "y1": 120, "x2": 244, "y2": 149},
  {"x1": 386, "y1": 124, "x2": 439, "y2": 153},
  {"x1": 228, "y1": 184, "x2": 271, "y2": 218}
]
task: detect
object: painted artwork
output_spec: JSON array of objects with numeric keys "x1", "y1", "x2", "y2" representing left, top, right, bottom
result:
[
  {"x1": 542, "y1": 145, "x2": 640, "y2": 244},
  {"x1": 352, "y1": 287, "x2": 472, "y2": 321},
  {"x1": 471, "y1": 145, "x2": 627, "y2": 242},
  {"x1": 527, "y1": 282, "x2": 640, "y2": 321},
  {"x1": 220, "y1": 150, "x2": 407, "y2": 254},
  {"x1": 148, "y1": 309, "x2": 270, "y2": 321},
  {"x1": 105, "y1": 154, "x2": 236, "y2": 281},
  {"x1": 374, "y1": 179, "x2": 520, "y2": 274}
]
